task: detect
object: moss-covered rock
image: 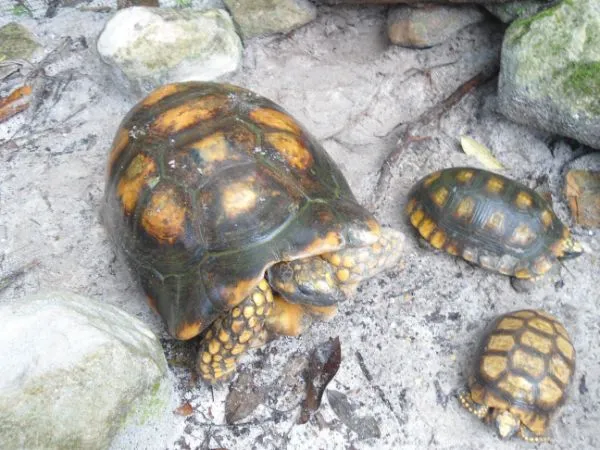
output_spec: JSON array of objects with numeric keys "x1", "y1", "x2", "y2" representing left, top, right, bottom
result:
[
  {"x1": 498, "y1": 0, "x2": 600, "y2": 149},
  {"x1": 484, "y1": 0, "x2": 558, "y2": 23},
  {"x1": 0, "y1": 22, "x2": 40, "y2": 62}
]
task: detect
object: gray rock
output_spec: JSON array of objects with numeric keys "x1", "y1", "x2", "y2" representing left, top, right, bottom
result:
[
  {"x1": 223, "y1": 0, "x2": 317, "y2": 39},
  {"x1": 387, "y1": 5, "x2": 486, "y2": 48},
  {"x1": 0, "y1": 291, "x2": 173, "y2": 450},
  {"x1": 0, "y1": 22, "x2": 40, "y2": 61},
  {"x1": 96, "y1": 7, "x2": 242, "y2": 94},
  {"x1": 484, "y1": 0, "x2": 558, "y2": 23},
  {"x1": 318, "y1": 0, "x2": 522, "y2": 4},
  {"x1": 498, "y1": 0, "x2": 600, "y2": 149}
]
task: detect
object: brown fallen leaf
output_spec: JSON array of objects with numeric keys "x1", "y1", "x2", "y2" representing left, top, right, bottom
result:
[
  {"x1": 173, "y1": 402, "x2": 194, "y2": 416},
  {"x1": 0, "y1": 84, "x2": 32, "y2": 123},
  {"x1": 224, "y1": 372, "x2": 265, "y2": 424},
  {"x1": 298, "y1": 336, "x2": 341, "y2": 424},
  {"x1": 327, "y1": 390, "x2": 381, "y2": 440}
]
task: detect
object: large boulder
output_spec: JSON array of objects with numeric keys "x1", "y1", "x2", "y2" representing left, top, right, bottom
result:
[
  {"x1": 97, "y1": 7, "x2": 243, "y2": 94},
  {"x1": 498, "y1": 0, "x2": 600, "y2": 149},
  {"x1": 0, "y1": 291, "x2": 173, "y2": 450}
]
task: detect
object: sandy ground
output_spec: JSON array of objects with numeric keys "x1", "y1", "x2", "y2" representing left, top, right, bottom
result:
[{"x1": 1, "y1": 5, "x2": 599, "y2": 449}]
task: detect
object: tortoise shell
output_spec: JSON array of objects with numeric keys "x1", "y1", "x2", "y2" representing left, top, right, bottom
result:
[
  {"x1": 469, "y1": 309, "x2": 575, "y2": 436},
  {"x1": 406, "y1": 167, "x2": 573, "y2": 278},
  {"x1": 103, "y1": 82, "x2": 379, "y2": 340}
]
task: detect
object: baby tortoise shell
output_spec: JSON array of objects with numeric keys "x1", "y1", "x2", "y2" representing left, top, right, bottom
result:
[
  {"x1": 406, "y1": 167, "x2": 582, "y2": 278},
  {"x1": 459, "y1": 309, "x2": 575, "y2": 442},
  {"x1": 103, "y1": 82, "x2": 403, "y2": 383}
]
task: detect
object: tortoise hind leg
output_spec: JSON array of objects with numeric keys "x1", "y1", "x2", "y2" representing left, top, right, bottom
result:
[
  {"x1": 518, "y1": 425, "x2": 551, "y2": 443},
  {"x1": 197, "y1": 279, "x2": 273, "y2": 383}
]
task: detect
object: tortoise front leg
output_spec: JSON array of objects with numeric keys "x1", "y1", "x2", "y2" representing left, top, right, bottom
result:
[
  {"x1": 265, "y1": 294, "x2": 337, "y2": 336},
  {"x1": 458, "y1": 389, "x2": 489, "y2": 419},
  {"x1": 197, "y1": 279, "x2": 273, "y2": 383},
  {"x1": 518, "y1": 425, "x2": 551, "y2": 443}
]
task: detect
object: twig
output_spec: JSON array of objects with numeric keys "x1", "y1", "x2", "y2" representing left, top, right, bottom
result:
[{"x1": 373, "y1": 66, "x2": 499, "y2": 204}]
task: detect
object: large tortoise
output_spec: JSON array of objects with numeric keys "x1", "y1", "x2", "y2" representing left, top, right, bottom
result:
[
  {"x1": 459, "y1": 309, "x2": 575, "y2": 442},
  {"x1": 103, "y1": 82, "x2": 404, "y2": 383},
  {"x1": 406, "y1": 167, "x2": 582, "y2": 279}
]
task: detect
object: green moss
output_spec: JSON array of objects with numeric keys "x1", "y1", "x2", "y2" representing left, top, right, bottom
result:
[
  {"x1": 562, "y1": 62, "x2": 600, "y2": 114},
  {"x1": 507, "y1": 1, "x2": 564, "y2": 44}
]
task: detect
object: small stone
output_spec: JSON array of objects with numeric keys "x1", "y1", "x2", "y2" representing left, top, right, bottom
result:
[
  {"x1": 387, "y1": 5, "x2": 486, "y2": 48},
  {"x1": 498, "y1": 0, "x2": 600, "y2": 149},
  {"x1": 0, "y1": 291, "x2": 172, "y2": 450},
  {"x1": 0, "y1": 23, "x2": 40, "y2": 62},
  {"x1": 97, "y1": 7, "x2": 242, "y2": 94},
  {"x1": 223, "y1": 0, "x2": 317, "y2": 39},
  {"x1": 565, "y1": 170, "x2": 600, "y2": 228}
]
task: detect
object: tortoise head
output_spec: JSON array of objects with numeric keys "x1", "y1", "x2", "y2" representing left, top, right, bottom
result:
[
  {"x1": 560, "y1": 234, "x2": 583, "y2": 260},
  {"x1": 495, "y1": 410, "x2": 520, "y2": 439}
]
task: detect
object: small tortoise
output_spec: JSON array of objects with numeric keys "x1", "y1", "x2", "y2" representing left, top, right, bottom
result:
[
  {"x1": 459, "y1": 309, "x2": 575, "y2": 442},
  {"x1": 103, "y1": 82, "x2": 404, "y2": 383},
  {"x1": 406, "y1": 167, "x2": 582, "y2": 278}
]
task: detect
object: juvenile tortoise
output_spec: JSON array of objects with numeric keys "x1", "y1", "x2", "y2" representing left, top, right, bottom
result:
[
  {"x1": 406, "y1": 167, "x2": 582, "y2": 279},
  {"x1": 459, "y1": 309, "x2": 575, "y2": 442},
  {"x1": 103, "y1": 82, "x2": 404, "y2": 383}
]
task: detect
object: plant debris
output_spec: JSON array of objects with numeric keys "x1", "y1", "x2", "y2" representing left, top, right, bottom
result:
[
  {"x1": 460, "y1": 135, "x2": 504, "y2": 170},
  {"x1": 298, "y1": 337, "x2": 341, "y2": 425},
  {"x1": 224, "y1": 372, "x2": 265, "y2": 424},
  {"x1": 0, "y1": 84, "x2": 31, "y2": 123},
  {"x1": 174, "y1": 402, "x2": 194, "y2": 417},
  {"x1": 327, "y1": 390, "x2": 381, "y2": 440}
]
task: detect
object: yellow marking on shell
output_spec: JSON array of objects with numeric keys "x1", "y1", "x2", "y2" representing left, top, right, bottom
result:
[
  {"x1": 513, "y1": 310, "x2": 536, "y2": 319},
  {"x1": 231, "y1": 343, "x2": 246, "y2": 355},
  {"x1": 141, "y1": 83, "x2": 181, "y2": 107},
  {"x1": 456, "y1": 169, "x2": 474, "y2": 184},
  {"x1": 498, "y1": 374, "x2": 535, "y2": 404},
  {"x1": 243, "y1": 305, "x2": 255, "y2": 319},
  {"x1": 556, "y1": 336, "x2": 574, "y2": 361},
  {"x1": 519, "y1": 413, "x2": 548, "y2": 437},
  {"x1": 222, "y1": 276, "x2": 264, "y2": 307},
  {"x1": 514, "y1": 268, "x2": 532, "y2": 279},
  {"x1": 423, "y1": 171, "x2": 441, "y2": 187},
  {"x1": 550, "y1": 354, "x2": 572, "y2": 384},
  {"x1": 512, "y1": 349, "x2": 546, "y2": 378},
  {"x1": 250, "y1": 107, "x2": 302, "y2": 134},
  {"x1": 238, "y1": 329, "x2": 253, "y2": 344},
  {"x1": 540, "y1": 210, "x2": 553, "y2": 229},
  {"x1": 445, "y1": 241, "x2": 460, "y2": 256},
  {"x1": 336, "y1": 268, "x2": 350, "y2": 282},
  {"x1": 469, "y1": 382, "x2": 486, "y2": 405},
  {"x1": 117, "y1": 154, "x2": 158, "y2": 215},
  {"x1": 480, "y1": 355, "x2": 507, "y2": 380},
  {"x1": 430, "y1": 186, "x2": 450, "y2": 207},
  {"x1": 454, "y1": 197, "x2": 475, "y2": 221},
  {"x1": 486, "y1": 176, "x2": 505, "y2": 193},
  {"x1": 141, "y1": 186, "x2": 187, "y2": 244},
  {"x1": 529, "y1": 317, "x2": 554, "y2": 335},
  {"x1": 418, "y1": 218, "x2": 436, "y2": 239},
  {"x1": 150, "y1": 95, "x2": 226, "y2": 135},
  {"x1": 538, "y1": 376, "x2": 563, "y2": 407},
  {"x1": 190, "y1": 131, "x2": 232, "y2": 162},
  {"x1": 462, "y1": 248, "x2": 477, "y2": 263},
  {"x1": 221, "y1": 181, "x2": 258, "y2": 219},
  {"x1": 406, "y1": 198, "x2": 418, "y2": 214},
  {"x1": 485, "y1": 211, "x2": 505, "y2": 235},
  {"x1": 533, "y1": 257, "x2": 553, "y2": 275},
  {"x1": 266, "y1": 132, "x2": 313, "y2": 170},
  {"x1": 176, "y1": 321, "x2": 202, "y2": 340},
  {"x1": 497, "y1": 317, "x2": 524, "y2": 331},
  {"x1": 554, "y1": 322, "x2": 569, "y2": 339},
  {"x1": 303, "y1": 231, "x2": 343, "y2": 257},
  {"x1": 521, "y1": 331, "x2": 553, "y2": 354},
  {"x1": 429, "y1": 230, "x2": 446, "y2": 249},
  {"x1": 484, "y1": 390, "x2": 510, "y2": 410},
  {"x1": 479, "y1": 255, "x2": 496, "y2": 270},
  {"x1": 108, "y1": 128, "x2": 129, "y2": 173},
  {"x1": 510, "y1": 224, "x2": 537, "y2": 247},
  {"x1": 487, "y1": 334, "x2": 515, "y2": 352},
  {"x1": 410, "y1": 209, "x2": 425, "y2": 227},
  {"x1": 515, "y1": 191, "x2": 533, "y2": 209}
]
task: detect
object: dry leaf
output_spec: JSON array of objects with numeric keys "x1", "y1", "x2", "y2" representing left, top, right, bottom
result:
[
  {"x1": 298, "y1": 337, "x2": 341, "y2": 424},
  {"x1": 327, "y1": 390, "x2": 381, "y2": 440},
  {"x1": 173, "y1": 402, "x2": 194, "y2": 416},
  {"x1": 224, "y1": 372, "x2": 264, "y2": 424},
  {"x1": 0, "y1": 85, "x2": 32, "y2": 123},
  {"x1": 460, "y1": 135, "x2": 504, "y2": 170}
]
